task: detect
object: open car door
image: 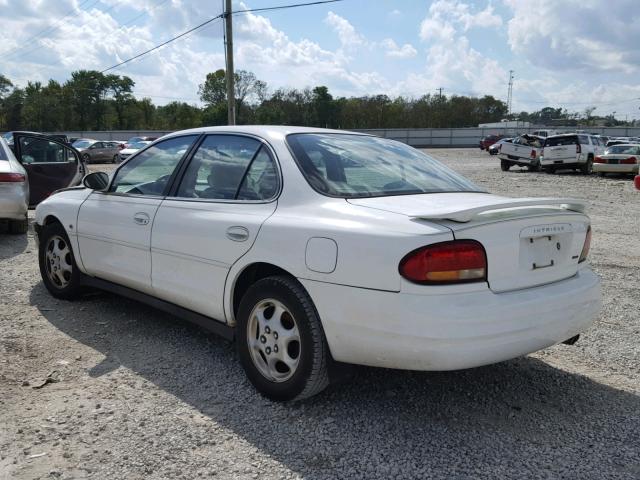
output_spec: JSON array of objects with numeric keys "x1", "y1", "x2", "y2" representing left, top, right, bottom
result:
[{"x1": 12, "y1": 132, "x2": 85, "y2": 206}]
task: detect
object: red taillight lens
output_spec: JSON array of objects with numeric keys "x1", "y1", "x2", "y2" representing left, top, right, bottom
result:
[
  {"x1": 530, "y1": 149, "x2": 537, "y2": 159},
  {"x1": 399, "y1": 240, "x2": 487, "y2": 285},
  {"x1": 635, "y1": 175, "x2": 640, "y2": 190},
  {"x1": 0, "y1": 172, "x2": 26, "y2": 182},
  {"x1": 579, "y1": 226, "x2": 591, "y2": 263},
  {"x1": 594, "y1": 156, "x2": 605, "y2": 163},
  {"x1": 621, "y1": 156, "x2": 637, "y2": 164},
  {"x1": 576, "y1": 143, "x2": 581, "y2": 154}
]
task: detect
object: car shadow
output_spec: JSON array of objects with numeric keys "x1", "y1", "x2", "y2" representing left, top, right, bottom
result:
[
  {"x1": 29, "y1": 284, "x2": 640, "y2": 478},
  {"x1": 0, "y1": 221, "x2": 29, "y2": 260}
]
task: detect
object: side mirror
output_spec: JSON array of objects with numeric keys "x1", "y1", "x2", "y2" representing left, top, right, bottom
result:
[{"x1": 83, "y1": 171, "x2": 109, "y2": 191}]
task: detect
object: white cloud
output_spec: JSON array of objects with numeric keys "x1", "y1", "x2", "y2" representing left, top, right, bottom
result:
[
  {"x1": 420, "y1": 0, "x2": 502, "y2": 41},
  {"x1": 380, "y1": 39, "x2": 417, "y2": 59},
  {"x1": 324, "y1": 11, "x2": 365, "y2": 49}
]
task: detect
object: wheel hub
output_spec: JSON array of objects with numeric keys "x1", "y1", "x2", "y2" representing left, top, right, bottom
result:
[
  {"x1": 247, "y1": 299, "x2": 301, "y2": 383},
  {"x1": 44, "y1": 235, "x2": 73, "y2": 288}
]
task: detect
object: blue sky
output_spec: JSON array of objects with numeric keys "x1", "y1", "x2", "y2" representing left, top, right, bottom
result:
[{"x1": 2, "y1": 0, "x2": 640, "y2": 119}]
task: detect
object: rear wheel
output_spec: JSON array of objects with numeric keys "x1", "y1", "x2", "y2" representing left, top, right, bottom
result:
[
  {"x1": 581, "y1": 157, "x2": 593, "y2": 175},
  {"x1": 500, "y1": 160, "x2": 511, "y2": 171},
  {"x1": 82, "y1": 153, "x2": 90, "y2": 163},
  {"x1": 236, "y1": 276, "x2": 330, "y2": 401},
  {"x1": 38, "y1": 222, "x2": 84, "y2": 299},
  {"x1": 112, "y1": 154, "x2": 118, "y2": 163},
  {"x1": 8, "y1": 215, "x2": 28, "y2": 234}
]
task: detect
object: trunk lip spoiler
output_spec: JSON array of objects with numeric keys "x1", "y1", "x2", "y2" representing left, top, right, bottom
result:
[{"x1": 410, "y1": 197, "x2": 587, "y2": 223}]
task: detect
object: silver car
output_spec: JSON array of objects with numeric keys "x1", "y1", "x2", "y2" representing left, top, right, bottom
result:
[{"x1": 0, "y1": 137, "x2": 29, "y2": 233}]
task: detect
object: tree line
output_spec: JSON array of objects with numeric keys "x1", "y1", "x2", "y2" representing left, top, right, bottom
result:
[{"x1": 0, "y1": 69, "x2": 623, "y2": 133}]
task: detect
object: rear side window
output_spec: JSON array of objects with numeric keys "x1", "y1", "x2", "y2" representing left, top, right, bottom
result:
[
  {"x1": 578, "y1": 135, "x2": 589, "y2": 145},
  {"x1": 175, "y1": 135, "x2": 278, "y2": 201},
  {"x1": 545, "y1": 136, "x2": 578, "y2": 147}
]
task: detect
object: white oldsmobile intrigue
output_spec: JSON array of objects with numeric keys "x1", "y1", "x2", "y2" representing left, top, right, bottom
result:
[{"x1": 34, "y1": 126, "x2": 601, "y2": 401}]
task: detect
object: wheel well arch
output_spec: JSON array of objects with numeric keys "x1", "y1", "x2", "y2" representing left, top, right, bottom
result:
[
  {"x1": 43, "y1": 215, "x2": 62, "y2": 226},
  {"x1": 231, "y1": 262, "x2": 296, "y2": 320}
]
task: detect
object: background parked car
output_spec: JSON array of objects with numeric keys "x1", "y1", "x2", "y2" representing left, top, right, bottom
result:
[
  {"x1": 118, "y1": 140, "x2": 152, "y2": 162},
  {"x1": 593, "y1": 144, "x2": 640, "y2": 177},
  {"x1": 541, "y1": 133, "x2": 604, "y2": 174},
  {"x1": 479, "y1": 134, "x2": 503, "y2": 150},
  {"x1": 10, "y1": 132, "x2": 86, "y2": 205},
  {"x1": 125, "y1": 136, "x2": 158, "y2": 148},
  {"x1": 498, "y1": 134, "x2": 543, "y2": 171},
  {"x1": 75, "y1": 140, "x2": 123, "y2": 163},
  {"x1": 487, "y1": 138, "x2": 512, "y2": 155},
  {"x1": 0, "y1": 136, "x2": 28, "y2": 233}
]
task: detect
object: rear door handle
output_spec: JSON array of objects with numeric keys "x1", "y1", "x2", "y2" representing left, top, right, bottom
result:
[
  {"x1": 226, "y1": 226, "x2": 249, "y2": 242},
  {"x1": 133, "y1": 212, "x2": 150, "y2": 225}
]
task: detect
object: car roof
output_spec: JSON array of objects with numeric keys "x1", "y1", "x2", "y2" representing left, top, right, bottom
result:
[{"x1": 163, "y1": 125, "x2": 366, "y2": 139}]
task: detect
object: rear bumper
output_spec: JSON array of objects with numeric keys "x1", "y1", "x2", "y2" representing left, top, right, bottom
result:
[
  {"x1": 541, "y1": 154, "x2": 584, "y2": 166},
  {"x1": 301, "y1": 268, "x2": 601, "y2": 371},
  {"x1": 593, "y1": 163, "x2": 638, "y2": 174},
  {"x1": 0, "y1": 184, "x2": 28, "y2": 220}
]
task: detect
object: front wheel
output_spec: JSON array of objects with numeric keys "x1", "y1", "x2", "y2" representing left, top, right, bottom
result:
[
  {"x1": 500, "y1": 160, "x2": 511, "y2": 171},
  {"x1": 236, "y1": 276, "x2": 330, "y2": 401},
  {"x1": 38, "y1": 222, "x2": 84, "y2": 299}
]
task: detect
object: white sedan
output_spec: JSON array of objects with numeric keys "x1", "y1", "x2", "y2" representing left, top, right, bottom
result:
[{"x1": 34, "y1": 126, "x2": 601, "y2": 401}]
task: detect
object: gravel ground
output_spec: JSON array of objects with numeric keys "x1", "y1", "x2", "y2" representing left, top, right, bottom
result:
[{"x1": 1, "y1": 148, "x2": 639, "y2": 480}]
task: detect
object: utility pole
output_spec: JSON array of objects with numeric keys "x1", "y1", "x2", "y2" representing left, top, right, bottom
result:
[
  {"x1": 224, "y1": 0, "x2": 236, "y2": 125},
  {"x1": 507, "y1": 70, "x2": 514, "y2": 117},
  {"x1": 437, "y1": 87, "x2": 443, "y2": 100}
]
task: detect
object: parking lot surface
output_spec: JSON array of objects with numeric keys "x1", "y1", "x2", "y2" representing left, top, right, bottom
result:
[{"x1": 1, "y1": 148, "x2": 638, "y2": 479}]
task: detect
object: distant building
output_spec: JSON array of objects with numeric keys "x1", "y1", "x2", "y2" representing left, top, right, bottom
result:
[{"x1": 478, "y1": 120, "x2": 532, "y2": 128}]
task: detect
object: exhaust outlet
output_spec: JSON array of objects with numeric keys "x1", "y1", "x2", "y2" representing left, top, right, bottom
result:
[{"x1": 562, "y1": 334, "x2": 580, "y2": 345}]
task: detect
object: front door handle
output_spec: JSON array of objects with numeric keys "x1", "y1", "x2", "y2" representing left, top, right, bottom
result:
[
  {"x1": 133, "y1": 212, "x2": 150, "y2": 226},
  {"x1": 226, "y1": 226, "x2": 249, "y2": 242}
]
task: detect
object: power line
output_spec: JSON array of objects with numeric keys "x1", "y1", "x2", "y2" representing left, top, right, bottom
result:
[
  {"x1": 233, "y1": 0, "x2": 345, "y2": 15},
  {"x1": 100, "y1": 16, "x2": 224, "y2": 73}
]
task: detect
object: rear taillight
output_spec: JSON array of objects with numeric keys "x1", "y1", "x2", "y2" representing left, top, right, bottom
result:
[
  {"x1": 621, "y1": 156, "x2": 637, "y2": 164},
  {"x1": 576, "y1": 143, "x2": 581, "y2": 154},
  {"x1": 0, "y1": 172, "x2": 26, "y2": 182},
  {"x1": 399, "y1": 240, "x2": 487, "y2": 285},
  {"x1": 594, "y1": 156, "x2": 605, "y2": 163},
  {"x1": 530, "y1": 149, "x2": 536, "y2": 159},
  {"x1": 579, "y1": 226, "x2": 591, "y2": 263}
]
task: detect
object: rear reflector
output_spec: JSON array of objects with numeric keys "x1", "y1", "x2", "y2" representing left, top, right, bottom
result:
[
  {"x1": 621, "y1": 156, "x2": 637, "y2": 165},
  {"x1": 0, "y1": 172, "x2": 26, "y2": 182},
  {"x1": 579, "y1": 226, "x2": 591, "y2": 263},
  {"x1": 399, "y1": 240, "x2": 487, "y2": 285}
]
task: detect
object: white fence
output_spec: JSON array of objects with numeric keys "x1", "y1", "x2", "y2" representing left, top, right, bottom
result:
[{"x1": 50, "y1": 126, "x2": 640, "y2": 148}]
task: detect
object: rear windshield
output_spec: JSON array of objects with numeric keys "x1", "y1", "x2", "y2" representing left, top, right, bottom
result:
[
  {"x1": 606, "y1": 145, "x2": 640, "y2": 155},
  {"x1": 73, "y1": 140, "x2": 93, "y2": 149},
  {"x1": 545, "y1": 136, "x2": 577, "y2": 147},
  {"x1": 286, "y1": 133, "x2": 483, "y2": 198}
]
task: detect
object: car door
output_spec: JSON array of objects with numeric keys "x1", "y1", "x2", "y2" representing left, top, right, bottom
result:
[
  {"x1": 76, "y1": 135, "x2": 199, "y2": 294},
  {"x1": 151, "y1": 134, "x2": 280, "y2": 321},
  {"x1": 12, "y1": 133, "x2": 84, "y2": 206}
]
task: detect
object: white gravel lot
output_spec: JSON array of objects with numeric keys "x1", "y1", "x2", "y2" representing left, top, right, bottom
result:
[{"x1": 1, "y1": 148, "x2": 638, "y2": 480}]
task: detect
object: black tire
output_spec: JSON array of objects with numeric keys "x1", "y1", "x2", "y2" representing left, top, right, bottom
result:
[
  {"x1": 82, "y1": 153, "x2": 90, "y2": 163},
  {"x1": 236, "y1": 275, "x2": 330, "y2": 401},
  {"x1": 8, "y1": 215, "x2": 28, "y2": 234},
  {"x1": 112, "y1": 155, "x2": 118, "y2": 163},
  {"x1": 38, "y1": 221, "x2": 84, "y2": 300},
  {"x1": 500, "y1": 160, "x2": 511, "y2": 171},
  {"x1": 581, "y1": 157, "x2": 593, "y2": 175}
]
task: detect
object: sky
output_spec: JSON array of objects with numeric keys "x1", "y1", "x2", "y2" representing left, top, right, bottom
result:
[{"x1": 1, "y1": 0, "x2": 640, "y2": 119}]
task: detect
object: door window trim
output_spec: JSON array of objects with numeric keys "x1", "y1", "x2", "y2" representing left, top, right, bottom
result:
[
  {"x1": 13, "y1": 134, "x2": 80, "y2": 166},
  {"x1": 165, "y1": 133, "x2": 283, "y2": 205}
]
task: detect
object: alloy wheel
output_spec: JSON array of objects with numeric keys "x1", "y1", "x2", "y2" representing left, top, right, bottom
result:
[
  {"x1": 247, "y1": 299, "x2": 301, "y2": 382},
  {"x1": 45, "y1": 235, "x2": 73, "y2": 288}
]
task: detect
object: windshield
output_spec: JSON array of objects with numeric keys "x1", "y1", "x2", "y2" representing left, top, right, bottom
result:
[
  {"x1": 286, "y1": 133, "x2": 483, "y2": 198},
  {"x1": 605, "y1": 145, "x2": 640, "y2": 155},
  {"x1": 73, "y1": 140, "x2": 93, "y2": 149}
]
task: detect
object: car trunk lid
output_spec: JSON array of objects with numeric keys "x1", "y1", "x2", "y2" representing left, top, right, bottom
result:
[{"x1": 348, "y1": 193, "x2": 590, "y2": 293}]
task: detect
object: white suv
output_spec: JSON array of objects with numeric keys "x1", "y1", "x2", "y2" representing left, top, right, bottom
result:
[{"x1": 541, "y1": 134, "x2": 605, "y2": 174}]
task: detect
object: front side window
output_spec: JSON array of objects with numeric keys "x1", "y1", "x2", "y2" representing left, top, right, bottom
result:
[
  {"x1": 287, "y1": 133, "x2": 482, "y2": 198},
  {"x1": 175, "y1": 135, "x2": 278, "y2": 201},
  {"x1": 109, "y1": 135, "x2": 197, "y2": 196}
]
